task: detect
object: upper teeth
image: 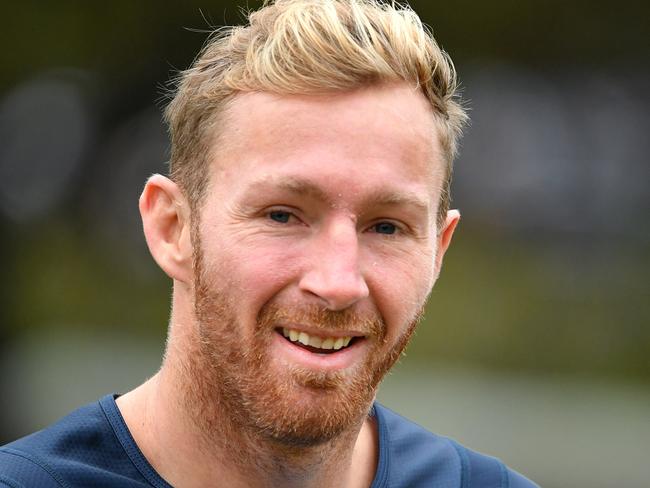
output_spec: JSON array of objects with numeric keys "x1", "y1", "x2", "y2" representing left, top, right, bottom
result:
[{"x1": 282, "y1": 328, "x2": 352, "y2": 350}]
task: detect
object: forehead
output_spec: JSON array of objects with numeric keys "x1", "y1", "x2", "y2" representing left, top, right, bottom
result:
[{"x1": 208, "y1": 84, "x2": 444, "y2": 207}]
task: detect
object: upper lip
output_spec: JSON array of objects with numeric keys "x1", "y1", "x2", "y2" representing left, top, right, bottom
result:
[{"x1": 276, "y1": 324, "x2": 366, "y2": 339}]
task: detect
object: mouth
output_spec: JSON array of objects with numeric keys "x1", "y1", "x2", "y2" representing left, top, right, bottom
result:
[{"x1": 275, "y1": 327, "x2": 363, "y2": 355}]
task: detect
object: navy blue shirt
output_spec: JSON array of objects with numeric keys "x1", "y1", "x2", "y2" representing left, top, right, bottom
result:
[{"x1": 0, "y1": 395, "x2": 538, "y2": 487}]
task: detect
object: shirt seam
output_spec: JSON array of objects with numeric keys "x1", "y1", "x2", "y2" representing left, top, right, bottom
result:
[
  {"x1": 448, "y1": 439, "x2": 470, "y2": 488},
  {"x1": 0, "y1": 474, "x2": 23, "y2": 488},
  {"x1": 0, "y1": 448, "x2": 66, "y2": 488},
  {"x1": 500, "y1": 460, "x2": 509, "y2": 488},
  {"x1": 99, "y1": 396, "x2": 172, "y2": 488},
  {"x1": 369, "y1": 404, "x2": 390, "y2": 488}
]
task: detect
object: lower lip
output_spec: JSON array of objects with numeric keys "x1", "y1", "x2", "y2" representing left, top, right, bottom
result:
[{"x1": 272, "y1": 331, "x2": 367, "y2": 371}]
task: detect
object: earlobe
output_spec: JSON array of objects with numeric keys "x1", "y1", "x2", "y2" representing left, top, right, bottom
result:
[
  {"x1": 434, "y1": 209, "x2": 460, "y2": 280},
  {"x1": 139, "y1": 174, "x2": 193, "y2": 283}
]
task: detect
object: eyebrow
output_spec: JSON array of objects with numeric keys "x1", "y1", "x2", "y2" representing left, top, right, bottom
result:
[
  {"x1": 246, "y1": 176, "x2": 430, "y2": 213},
  {"x1": 259, "y1": 176, "x2": 330, "y2": 201},
  {"x1": 362, "y1": 188, "x2": 430, "y2": 213}
]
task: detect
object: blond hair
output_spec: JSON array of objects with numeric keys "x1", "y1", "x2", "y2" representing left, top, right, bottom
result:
[{"x1": 165, "y1": 0, "x2": 468, "y2": 229}]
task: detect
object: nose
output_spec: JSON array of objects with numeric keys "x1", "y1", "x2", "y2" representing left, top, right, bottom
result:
[{"x1": 298, "y1": 220, "x2": 369, "y2": 311}]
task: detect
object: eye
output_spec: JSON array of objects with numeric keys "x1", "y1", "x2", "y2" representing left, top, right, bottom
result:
[
  {"x1": 372, "y1": 221, "x2": 398, "y2": 235},
  {"x1": 268, "y1": 210, "x2": 292, "y2": 223}
]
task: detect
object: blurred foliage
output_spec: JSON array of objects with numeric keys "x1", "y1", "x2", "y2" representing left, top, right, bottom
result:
[
  {"x1": 1, "y1": 0, "x2": 649, "y2": 384},
  {"x1": 2, "y1": 1, "x2": 648, "y2": 92},
  {"x1": 6, "y1": 220, "x2": 168, "y2": 340},
  {"x1": 417, "y1": 227, "x2": 650, "y2": 380}
]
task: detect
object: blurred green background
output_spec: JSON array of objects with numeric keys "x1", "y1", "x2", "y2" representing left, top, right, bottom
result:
[{"x1": 1, "y1": 1, "x2": 649, "y2": 487}]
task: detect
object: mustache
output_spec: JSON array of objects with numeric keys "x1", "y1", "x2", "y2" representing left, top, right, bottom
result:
[{"x1": 257, "y1": 303, "x2": 386, "y2": 339}]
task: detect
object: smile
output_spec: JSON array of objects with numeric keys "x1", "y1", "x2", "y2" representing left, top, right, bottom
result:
[
  {"x1": 281, "y1": 327, "x2": 353, "y2": 352},
  {"x1": 274, "y1": 327, "x2": 364, "y2": 364},
  {"x1": 276, "y1": 327, "x2": 363, "y2": 356}
]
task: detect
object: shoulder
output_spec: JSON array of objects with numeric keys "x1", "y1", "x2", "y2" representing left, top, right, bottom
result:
[
  {"x1": 0, "y1": 448, "x2": 63, "y2": 488},
  {"x1": 0, "y1": 398, "x2": 109, "y2": 487},
  {"x1": 372, "y1": 403, "x2": 539, "y2": 488},
  {"x1": 0, "y1": 395, "x2": 150, "y2": 487}
]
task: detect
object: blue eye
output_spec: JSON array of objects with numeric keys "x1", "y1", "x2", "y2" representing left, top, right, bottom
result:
[
  {"x1": 269, "y1": 210, "x2": 291, "y2": 223},
  {"x1": 374, "y1": 222, "x2": 397, "y2": 235}
]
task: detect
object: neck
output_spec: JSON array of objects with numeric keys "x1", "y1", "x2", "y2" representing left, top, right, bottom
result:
[{"x1": 117, "y1": 340, "x2": 378, "y2": 488}]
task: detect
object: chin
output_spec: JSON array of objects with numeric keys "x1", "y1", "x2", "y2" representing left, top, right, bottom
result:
[
  {"x1": 240, "y1": 363, "x2": 379, "y2": 447},
  {"x1": 253, "y1": 390, "x2": 372, "y2": 447}
]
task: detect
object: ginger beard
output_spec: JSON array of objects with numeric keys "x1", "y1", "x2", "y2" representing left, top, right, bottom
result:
[{"x1": 185, "y1": 231, "x2": 423, "y2": 448}]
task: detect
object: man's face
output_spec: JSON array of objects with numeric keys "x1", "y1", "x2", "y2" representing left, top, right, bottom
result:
[{"x1": 190, "y1": 84, "x2": 447, "y2": 445}]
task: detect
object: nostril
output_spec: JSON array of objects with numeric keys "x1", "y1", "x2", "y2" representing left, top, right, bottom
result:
[{"x1": 298, "y1": 269, "x2": 369, "y2": 311}]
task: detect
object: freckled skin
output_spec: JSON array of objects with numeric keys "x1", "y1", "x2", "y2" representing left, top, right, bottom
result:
[
  {"x1": 189, "y1": 84, "x2": 448, "y2": 457},
  {"x1": 200, "y1": 85, "x2": 443, "y2": 346},
  {"x1": 124, "y1": 83, "x2": 460, "y2": 488}
]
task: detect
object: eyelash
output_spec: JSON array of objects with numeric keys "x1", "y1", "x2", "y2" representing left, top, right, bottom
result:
[
  {"x1": 266, "y1": 209, "x2": 300, "y2": 225},
  {"x1": 369, "y1": 221, "x2": 400, "y2": 236},
  {"x1": 265, "y1": 209, "x2": 406, "y2": 237}
]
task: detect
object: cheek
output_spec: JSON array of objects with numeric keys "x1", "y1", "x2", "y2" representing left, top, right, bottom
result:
[
  {"x1": 364, "y1": 246, "x2": 435, "y2": 339},
  {"x1": 202, "y1": 233, "x2": 305, "y2": 310}
]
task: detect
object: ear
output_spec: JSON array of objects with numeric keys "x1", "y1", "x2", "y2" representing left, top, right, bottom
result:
[
  {"x1": 139, "y1": 174, "x2": 193, "y2": 283},
  {"x1": 433, "y1": 209, "x2": 460, "y2": 280}
]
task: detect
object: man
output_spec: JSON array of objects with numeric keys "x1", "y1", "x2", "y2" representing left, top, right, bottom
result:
[{"x1": 0, "y1": 1, "x2": 538, "y2": 486}]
